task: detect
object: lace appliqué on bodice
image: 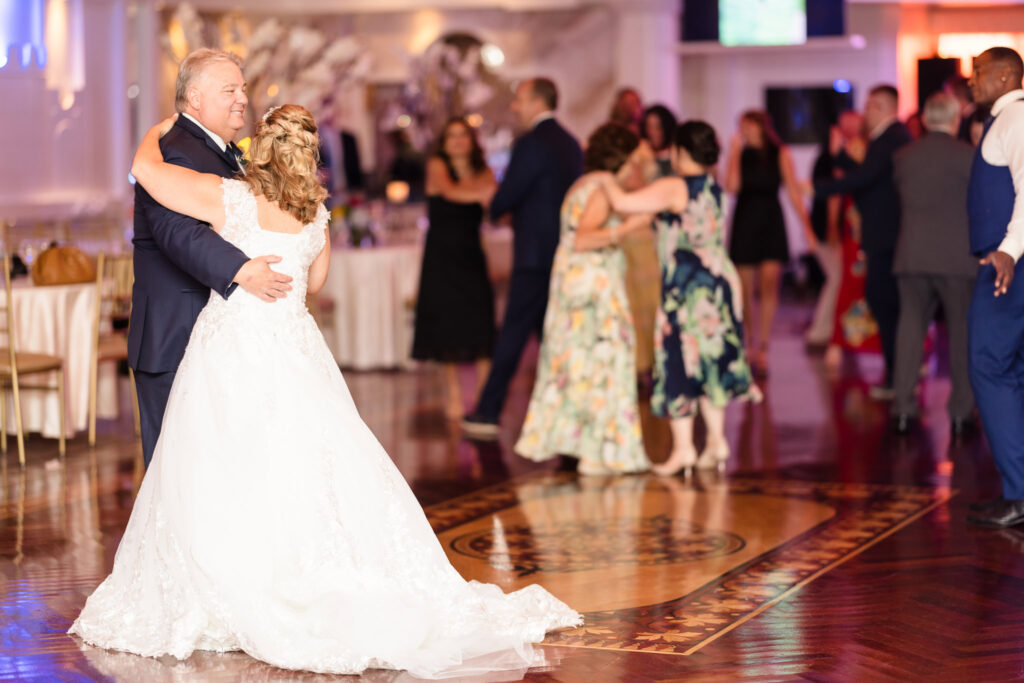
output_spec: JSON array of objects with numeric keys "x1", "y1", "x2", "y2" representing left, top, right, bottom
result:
[
  {"x1": 186, "y1": 179, "x2": 329, "y2": 361},
  {"x1": 219, "y1": 178, "x2": 327, "y2": 292}
]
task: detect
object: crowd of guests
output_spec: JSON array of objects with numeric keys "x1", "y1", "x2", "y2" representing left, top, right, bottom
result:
[
  {"x1": 410, "y1": 78, "x2": 763, "y2": 477},
  {"x1": 408, "y1": 47, "x2": 1024, "y2": 519}
]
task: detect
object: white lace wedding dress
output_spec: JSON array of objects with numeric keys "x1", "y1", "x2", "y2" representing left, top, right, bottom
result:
[{"x1": 70, "y1": 179, "x2": 581, "y2": 678}]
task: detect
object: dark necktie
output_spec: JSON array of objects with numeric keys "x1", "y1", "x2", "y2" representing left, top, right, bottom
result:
[{"x1": 227, "y1": 142, "x2": 244, "y2": 172}]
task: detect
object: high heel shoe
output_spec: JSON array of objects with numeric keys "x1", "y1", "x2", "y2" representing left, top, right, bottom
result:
[
  {"x1": 696, "y1": 442, "x2": 730, "y2": 473},
  {"x1": 652, "y1": 447, "x2": 697, "y2": 478}
]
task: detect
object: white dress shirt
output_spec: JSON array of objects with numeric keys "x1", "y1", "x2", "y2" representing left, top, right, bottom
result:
[
  {"x1": 181, "y1": 112, "x2": 228, "y2": 152},
  {"x1": 982, "y1": 89, "x2": 1024, "y2": 262}
]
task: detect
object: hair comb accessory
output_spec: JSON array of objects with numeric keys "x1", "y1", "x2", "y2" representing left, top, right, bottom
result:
[{"x1": 262, "y1": 105, "x2": 280, "y2": 123}]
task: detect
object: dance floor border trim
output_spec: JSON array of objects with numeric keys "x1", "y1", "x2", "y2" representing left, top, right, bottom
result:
[{"x1": 424, "y1": 473, "x2": 955, "y2": 656}]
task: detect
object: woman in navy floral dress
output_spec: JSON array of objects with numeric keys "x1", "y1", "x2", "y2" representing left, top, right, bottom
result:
[{"x1": 600, "y1": 121, "x2": 760, "y2": 476}]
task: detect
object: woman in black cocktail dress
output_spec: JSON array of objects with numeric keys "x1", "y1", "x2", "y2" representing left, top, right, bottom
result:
[
  {"x1": 412, "y1": 118, "x2": 497, "y2": 418},
  {"x1": 725, "y1": 110, "x2": 816, "y2": 376}
]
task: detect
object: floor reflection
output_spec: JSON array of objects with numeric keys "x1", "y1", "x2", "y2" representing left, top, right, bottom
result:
[{"x1": 0, "y1": 303, "x2": 1015, "y2": 680}]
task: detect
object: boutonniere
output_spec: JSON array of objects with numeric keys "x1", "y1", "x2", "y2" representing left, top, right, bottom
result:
[{"x1": 236, "y1": 137, "x2": 252, "y2": 166}]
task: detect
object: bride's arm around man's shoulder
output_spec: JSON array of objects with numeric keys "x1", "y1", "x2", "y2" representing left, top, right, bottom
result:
[{"x1": 132, "y1": 115, "x2": 227, "y2": 231}]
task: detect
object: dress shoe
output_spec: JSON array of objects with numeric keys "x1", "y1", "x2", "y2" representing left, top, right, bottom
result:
[
  {"x1": 461, "y1": 413, "x2": 499, "y2": 440},
  {"x1": 969, "y1": 496, "x2": 1004, "y2": 513},
  {"x1": 967, "y1": 498, "x2": 1024, "y2": 527},
  {"x1": 889, "y1": 414, "x2": 917, "y2": 435},
  {"x1": 950, "y1": 416, "x2": 979, "y2": 440}
]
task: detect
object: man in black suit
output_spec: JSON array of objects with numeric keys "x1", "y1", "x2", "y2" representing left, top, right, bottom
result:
[
  {"x1": 130, "y1": 49, "x2": 292, "y2": 466},
  {"x1": 815, "y1": 85, "x2": 912, "y2": 399},
  {"x1": 462, "y1": 78, "x2": 583, "y2": 438}
]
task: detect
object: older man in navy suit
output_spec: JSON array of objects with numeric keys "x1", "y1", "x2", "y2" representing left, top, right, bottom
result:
[
  {"x1": 462, "y1": 78, "x2": 583, "y2": 438},
  {"x1": 131, "y1": 49, "x2": 292, "y2": 467}
]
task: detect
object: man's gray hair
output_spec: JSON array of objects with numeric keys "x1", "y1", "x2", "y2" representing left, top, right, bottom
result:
[
  {"x1": 174, "y1": 48, "x2": 243, "y2": 113},
  {"x1": 922, "y1": 91, "x2": 960, "y2": 132}
]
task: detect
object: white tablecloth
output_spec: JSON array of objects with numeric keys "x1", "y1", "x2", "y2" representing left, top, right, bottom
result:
[
  {"x1": 320, "y1": 228, "x2": 513, "y2": 370},
  {"x1": 3, "y1": 280, "x2": 117, "y2": 438}
]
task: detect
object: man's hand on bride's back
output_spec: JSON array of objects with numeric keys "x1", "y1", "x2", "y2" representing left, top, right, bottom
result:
[{"x1": 234, "y1": 256, "x2": 293, "y2": 302}]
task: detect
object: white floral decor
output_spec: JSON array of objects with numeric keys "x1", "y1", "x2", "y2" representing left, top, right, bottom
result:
[{"x1": 162, "y1": 3, "x2": 371, "y2": 127}]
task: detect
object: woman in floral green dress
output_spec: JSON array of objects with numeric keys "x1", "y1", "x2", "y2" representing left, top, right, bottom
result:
[
  {"x1": 601, "y1": 120, "x2": 761, "y2": 477},
  {"x1": 515, "y1": 124, "x2": 653, "y2": 475}
]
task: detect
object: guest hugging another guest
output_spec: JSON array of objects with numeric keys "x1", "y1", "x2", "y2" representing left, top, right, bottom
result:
[
  {"x1": 601, "y1": 121, "x2": 761, "y2": 477},
  {"x1": 412, "y1": 117, "x2": 498, "y2": 419},
  {"x1": 515, "y1": 124, "x2": 654, "y2": 475}
]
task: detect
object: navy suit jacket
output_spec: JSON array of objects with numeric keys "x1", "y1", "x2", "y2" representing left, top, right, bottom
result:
[
  {"x1": 815, "y1": 121, "x2": 912, "y2": 253},
  {"x1": 128, "y1": 116, "x2": 250, "y2": 374},
  {"x1": 490, "y1": 118, "x2": 582, "y2": 270}
]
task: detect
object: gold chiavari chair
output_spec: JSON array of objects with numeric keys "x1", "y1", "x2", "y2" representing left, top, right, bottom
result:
[
  {"x1": 88, "y1": 252, "x2": 140, "y2": 447},
  {"x1": 0, "y1": 254, "x2": 66, "y2": 466}
]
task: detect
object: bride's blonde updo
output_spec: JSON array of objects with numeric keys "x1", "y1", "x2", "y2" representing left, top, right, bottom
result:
[{"x1": 242, "y1": 104, "x2": 328, "y2": 224}]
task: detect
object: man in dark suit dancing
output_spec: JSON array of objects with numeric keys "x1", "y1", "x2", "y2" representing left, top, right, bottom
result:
[
  {"x1": 814, "y1": 85, "x2": 912, "y2": 400},
  {"x1": 130, "y1": 48, "x2": 292, "y2": 466},
  {"x1": 462, "y1": 78, "x2": 583, "y2": 438}
]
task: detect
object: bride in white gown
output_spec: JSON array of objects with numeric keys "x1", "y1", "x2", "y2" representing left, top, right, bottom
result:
[{"x1": 69, "y1": 105, "x2": 581, "y2": 678}]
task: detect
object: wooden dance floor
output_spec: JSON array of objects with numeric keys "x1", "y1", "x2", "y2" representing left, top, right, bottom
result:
[{"x1": 2, "y1": 306, "x2": 1023, "y2": 681}]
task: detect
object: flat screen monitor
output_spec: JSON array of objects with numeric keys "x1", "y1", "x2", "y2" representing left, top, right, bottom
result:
[
  {"x1": 719, "y1": 0, "x2": 807, "y2": 47},
  {"x1": 682, "y1": 0, "x2": 845, "y2": 44},
  {"x1": 766, "y1": 85, "x2": 855, "y2": 145}
]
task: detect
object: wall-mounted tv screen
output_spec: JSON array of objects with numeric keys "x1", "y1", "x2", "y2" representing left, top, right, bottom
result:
[
  {"x1": 683, "y1": 0, "x2": 845, "y2": 44},
  {"x1": 719, "y1": 0, "x2": 807, "y2": 47},
  {"x1": 766, "y1": 84, "x2": 855, "y2": 145}
]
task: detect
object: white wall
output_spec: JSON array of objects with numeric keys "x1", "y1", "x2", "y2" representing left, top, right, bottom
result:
[{"x1": 0, "y1": 0, "x2": 128, "y2": 222}]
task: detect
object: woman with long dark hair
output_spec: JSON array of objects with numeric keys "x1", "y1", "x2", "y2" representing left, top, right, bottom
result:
[
  {"x1": 412, "y1": 117, "x2": 497, "y2": 418},
  {"x1": 725, "y1": 110, "x2": 816, "y2": 377},
  {"x1": 642, "y1": 104, "x2": 678, "y2": 177}
]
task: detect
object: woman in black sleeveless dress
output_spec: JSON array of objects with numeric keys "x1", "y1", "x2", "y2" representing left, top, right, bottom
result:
[
  {"x1": 725, "y1": 110, "x2": 816, "y2": 376},
  {"x1": 412, "y1": 118, "x2": 497, "y2": 418}
]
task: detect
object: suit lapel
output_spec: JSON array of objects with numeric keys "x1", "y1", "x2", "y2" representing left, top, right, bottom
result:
[{"x1": 173, "y1": 116, "x2": 241, "y2": 176}]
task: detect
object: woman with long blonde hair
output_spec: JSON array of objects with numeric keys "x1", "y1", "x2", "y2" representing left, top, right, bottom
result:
[{"x1": 69, "y1": 105, "x2": 579, "y2": 678}]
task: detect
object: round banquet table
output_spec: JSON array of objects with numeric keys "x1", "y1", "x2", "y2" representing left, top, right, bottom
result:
[
  {"x1": 320, "y1": 227, "x2": 513, "y2": 370},
  {"x1": 2, "y1": 279, "x2": 118, "y2": 439}
]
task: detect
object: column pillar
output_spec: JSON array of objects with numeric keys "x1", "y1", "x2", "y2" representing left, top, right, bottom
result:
[{"x1": 611, "y1": 0, "x2": 681, "y2": 109}]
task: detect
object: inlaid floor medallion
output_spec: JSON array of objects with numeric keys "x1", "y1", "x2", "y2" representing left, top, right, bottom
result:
[{"x1": 428, "y1": 472, "x2": 952, "y2": 655}]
